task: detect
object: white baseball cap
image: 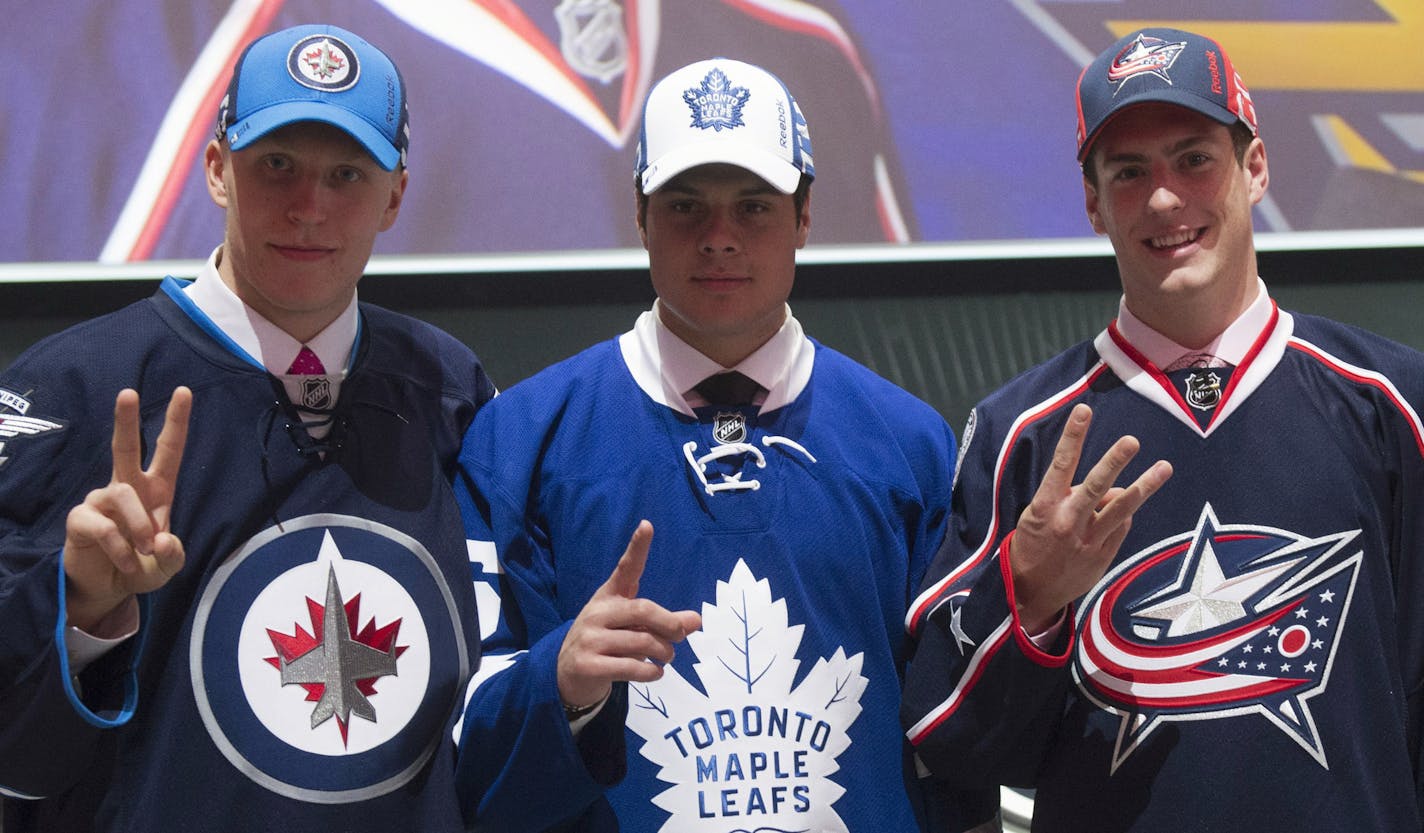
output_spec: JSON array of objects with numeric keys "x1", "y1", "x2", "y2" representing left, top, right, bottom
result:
[{"x1": 635, "y1": 58, "x2": 815, "y2": 194}]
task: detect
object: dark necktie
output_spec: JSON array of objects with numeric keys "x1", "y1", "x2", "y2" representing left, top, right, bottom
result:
[{"x1": 694, "y1": 371, "x2": 761, "y2": 407}]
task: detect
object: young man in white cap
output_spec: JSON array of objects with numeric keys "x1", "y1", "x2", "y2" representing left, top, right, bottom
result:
[
  {"x1": 902, "y1": 27, "x2": 1424, "y2": 831},
  {"x1": 452, "y1": 58, "x2": 997, "y2": 831},
  {"x1": 0, "y1": 24, "x2": 494, "y2": 832}
]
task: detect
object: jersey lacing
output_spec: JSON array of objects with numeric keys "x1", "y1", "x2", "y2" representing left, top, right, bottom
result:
[{"x1": 682, "y1": 436, "x2": 818, "y2": 496}]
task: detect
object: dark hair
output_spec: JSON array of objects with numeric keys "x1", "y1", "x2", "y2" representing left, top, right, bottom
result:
[
  {"x1": 635, "y1": 173, "x2": 813, "y2": 232},
  {"x1": 1081, "y1": 121, "x2": 1256, "y2": 186}
]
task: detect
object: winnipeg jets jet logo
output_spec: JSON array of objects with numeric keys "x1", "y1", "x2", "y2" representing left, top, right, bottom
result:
[
  {"x1": 267, "y1": 565, "x2": 404, "y2": 746},
  {"x1": 1075, "y1": 504, "x2": 1360, "y2": 772},
  {"x1": 191, "y1": 515, "x2": 469, "y2": 802}
]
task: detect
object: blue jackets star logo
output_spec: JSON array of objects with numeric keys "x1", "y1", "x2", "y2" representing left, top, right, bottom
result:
[
  {"x1": 1074, "y1": 504, "x2": 1361, "y2": 772},
  {"x1": 1107, "y1": 34, "x2": 1186, "y2": 91},
  {"x1": 683, "y1": 67, "x2": 750, "y2": 132}
]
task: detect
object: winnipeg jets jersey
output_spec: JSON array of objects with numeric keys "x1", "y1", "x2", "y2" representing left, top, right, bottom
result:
[
  {"x1": 453, "y1": 329, "x2": 996, "y2": 831},
  {"x1": 0, "y1": 278, "x2": 494, "y2": 832},
  {"x1": 902, "y1": 305, "x2": 1424, "y2": 832}
]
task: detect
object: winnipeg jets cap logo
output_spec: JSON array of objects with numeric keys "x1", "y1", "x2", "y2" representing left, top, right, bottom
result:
[
  {"x1": 1107, "y1": 34, "x2": 1187, "y2": 93},
  {"x1": 683, "y1": 67, "x2": 751, "y2": 132},
  {"x1": 289, "y1": 34, "x2": 359, "y2": 91},
  {"x1": 191, "y1": 514, "x2": 469, "y2": 802},
  {"x1": 1075, "y1": 504, "x2": 1360, "y2": 772}
]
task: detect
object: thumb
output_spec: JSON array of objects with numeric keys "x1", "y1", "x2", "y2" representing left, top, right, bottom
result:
[{"x1": 601, "y1": 520, "x2": 653, "y2": 599}]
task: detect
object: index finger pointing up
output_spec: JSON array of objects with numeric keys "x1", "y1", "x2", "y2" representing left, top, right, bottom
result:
[
  {"x1": 1034, "y1": 403, "x2": 1093, "y2": 501},
  {"x1": 601, "y1": 520, "x2": 654, "y2": 600}
]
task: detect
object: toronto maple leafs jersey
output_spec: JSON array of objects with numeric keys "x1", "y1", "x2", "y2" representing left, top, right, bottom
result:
[
  {"x1": 452, "y1": 327, "x2": 998, "y2": 831},
  {"x1": 0, "y1": 278, "x2": 494, "y2": 832},
  {"x1": 902, "y1": 305, "x2": 1424, "y2": 832}
]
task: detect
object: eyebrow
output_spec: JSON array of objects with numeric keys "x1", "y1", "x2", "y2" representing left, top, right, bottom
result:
[{"x1": 1102, "y1": 133, "x2": 1214, "y2": 166}]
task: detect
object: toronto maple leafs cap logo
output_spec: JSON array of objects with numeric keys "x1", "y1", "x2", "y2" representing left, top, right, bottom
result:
[
  {"x1": 216, "y1": 24, "x2": 410, "y2": 170},
  {"x1": 1075, "y1": 28, "x2": 1258, "y2": 162},
  {"x1": 636, "y1": 57, "x2": 814, "y2": 194}
]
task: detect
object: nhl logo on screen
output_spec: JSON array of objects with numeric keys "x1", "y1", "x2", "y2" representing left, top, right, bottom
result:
[{"x1": 712, "y1": 411, "x2": 747, "y2": 444}]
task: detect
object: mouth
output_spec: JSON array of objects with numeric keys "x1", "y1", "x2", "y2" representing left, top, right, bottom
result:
[
  {"x1": 272, "y1": 244, "x2": 336, "y2": 261},
  {"x1": 1145, "y1": 228, "x2": 1204, "y2": 252}
]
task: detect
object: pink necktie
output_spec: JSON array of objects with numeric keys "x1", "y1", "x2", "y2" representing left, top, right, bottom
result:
[{"x1": 287, "y1": 346, "x2": 326, "y2": 375}]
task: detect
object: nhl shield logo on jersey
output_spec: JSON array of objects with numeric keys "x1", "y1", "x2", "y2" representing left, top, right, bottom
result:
[
  {"x1": 626, "y1": 560, "x2": 866, "y2": 832},
  {"x1": 1184, "y1": 369, "x2": 1222, "y2": 410},
  {"x1": 301, "y1": 376, "x2": 333, "y2": 410},
  {"x1": 190, "y1": 514, "x2": 469, "y2": 802},
  {"x1": 712, "y1": 410, "x2": 748, "y2": 445},
  {"x1": 1074, "y1": 504, "x2": 1361, "y2": 772}
]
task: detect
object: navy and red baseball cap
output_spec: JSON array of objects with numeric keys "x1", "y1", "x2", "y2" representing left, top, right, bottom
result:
[
  {"x1": 1075, "y1": 28, "x2": 1258, "y2": 163},
  {"x1": 215, "y1": 24, "x2": 409, "y2": 170}
]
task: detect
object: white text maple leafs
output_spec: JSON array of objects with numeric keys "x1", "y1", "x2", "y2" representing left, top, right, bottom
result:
[{"x1": 626, "y1": 559, "x2": 867, "y2": 832}]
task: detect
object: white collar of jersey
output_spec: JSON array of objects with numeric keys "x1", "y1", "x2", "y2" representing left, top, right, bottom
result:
[
  {"x1": 183, "y1": 247, "x2": 358, "y2": 376},
  {"x1": 1098, "y1": 300, "x2": 1294, "y2": 437},
  {"x1": 618, "y1": 302, "x2": 814, "y2": 416},
  {"x1": 1115, "y1": 278, "x2": 1272, "y2": 370}
]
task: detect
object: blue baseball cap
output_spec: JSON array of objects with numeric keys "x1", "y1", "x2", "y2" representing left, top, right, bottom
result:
[
  {"x1": 636, "y1": 58, "x2": 814, "y2": 194},
  {"x1": 1076, "y1": 28, "x2": 1258, "y2": 163},
  {"x1": 216, "y1": 24, "x2": 409, "y2": 170}
]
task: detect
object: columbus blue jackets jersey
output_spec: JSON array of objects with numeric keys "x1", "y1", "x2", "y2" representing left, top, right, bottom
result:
[
  {"x1": 452, "y1": 329, "x2": 997, "y2": 831},
  {"x1": 902, "y1": 305, "x2": 1424, "y2": 832},
  {"x1": 0, "y1": 278, "x2": 494, "y2": 831}
]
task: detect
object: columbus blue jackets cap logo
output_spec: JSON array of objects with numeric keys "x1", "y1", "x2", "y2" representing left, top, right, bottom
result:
[
  {"x1": 190, "y1": 514, "x2": 469, "y2": 802},
  {"x1": 1107, "y1": 34, "x2": 1186, "y2": 92},
  {"x1": 684, "y1": 68, "x2": 751, "y2": 132},
  {"x1": 1075, "y1": 504, "x2": 1360, "y2": 772},
  {"x1": 288, "y1": 35, "x2": 359, "y2": 92}
]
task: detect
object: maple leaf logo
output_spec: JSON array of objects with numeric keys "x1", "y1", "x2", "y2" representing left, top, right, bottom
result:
[
  {"x1": 265, "y1": 565, "x2": 406, "y2": 747},
  {"x1": 627, "y1": 560, "x2": 866, "y2": 832}
]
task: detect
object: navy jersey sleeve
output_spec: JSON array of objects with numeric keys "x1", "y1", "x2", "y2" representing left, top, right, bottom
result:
[
  {"x1": 0, "y1": 328, "x2": 168, "y2": 797},
  {"x1": 451, "y1": 401, "x2": 624, "y2": 831},
  {"x1": 902, "y1": 402, "x2": 1078, "y2": 790}
]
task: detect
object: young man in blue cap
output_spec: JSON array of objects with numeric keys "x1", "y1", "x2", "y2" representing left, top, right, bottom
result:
[
  {"x1": 902, "y1": 28, "x2": 1424, "y2": 831},
  {"x1": 0, "y1": 24, "x2": 494, "y2": 831},
  {"x1": 451, "y1": 57, "x2": 998, "y2": 832}
]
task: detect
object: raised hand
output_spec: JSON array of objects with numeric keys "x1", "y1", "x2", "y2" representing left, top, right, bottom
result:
[
  {"x1": 1009, "y1": 403, "x2": 1173, "y2": 633},
  {"x1": 556, "y1": 521, "x2": 702, "y2": 711},
  {"x1": 63, "y1": 387, "x2": 192, "y2": 633}
]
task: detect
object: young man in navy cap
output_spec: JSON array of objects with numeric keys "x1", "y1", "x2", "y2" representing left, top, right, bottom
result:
[
  {"x1": 902, "y1": 27, "x2": 1424, "y2": 831},
  {"x1": 451, "y1": 57, "x2": 998, "y2": 832},
  {"x1": 0, "y1": 24, "x2": 494, "y2": 831}
]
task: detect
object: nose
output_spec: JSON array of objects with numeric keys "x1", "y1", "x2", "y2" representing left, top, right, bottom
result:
[
  {"x1": 286, "y1": 175, "x2": 328, "y2": 225},
  {"x1": 698, "y1": 210, "x2": 740, "y2": 255},
  {"x1": 1146, "y1": 175, "x2": 1184, "y2": 214}
]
